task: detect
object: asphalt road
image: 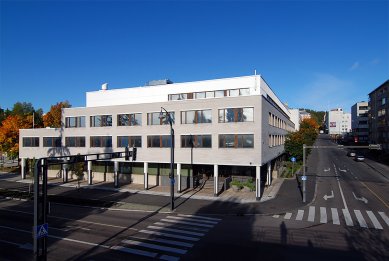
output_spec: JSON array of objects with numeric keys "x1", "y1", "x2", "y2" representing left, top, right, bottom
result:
[{"x1": 0, "y1": 135, "x2": 388, "y2": 260}]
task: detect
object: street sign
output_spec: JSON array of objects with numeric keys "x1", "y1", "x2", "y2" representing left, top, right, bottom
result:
[
  {"x1": 301, "y1": 176, "x2": 307, "y2": 181},
  {"x1": 291, "y1": 157, "x2": 296, "y2": 162},
  {"x1": 35, "y1": 223, "x2": 48, "y2": 239}
]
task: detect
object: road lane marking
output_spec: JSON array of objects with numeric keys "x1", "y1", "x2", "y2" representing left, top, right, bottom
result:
[
  {"x1": 296, "y1": 210, "x2": 304, "y2": 221},
  {"x1": 121, "y1": 239, "x2": 187, "y2": 254},
  {"x1": 360, "y1": 182, "x2": 389, "y2": 209},
  {"x1": 331, "y1": 208, "x2": 340, "y2": 225},
  {"x1": 342, "y1": 209, "x2": 354, "y2": 226},
  {"x1": 177, "y1": 214, "x2": 221, "y2": 221},
  {"x1": 334, "y1": 164, "x2": 348, "y2": 210},
  {"x1": 366, "y1": 211, "x2": 383, "y2": 230},
  {"x1": 154, "y1": 222, "x2": 209, "y2": 232},
  {"x1": 378, "y1": 212, "x2": 389, "y2": 227},
  {"x1": 160, "y1": 219, "x2": 214, "y2": 228},
  {"x1": 130, "y1": 236, "x2": 194, "y2": 248},
  {"x1": 111, "y1": 245, "x2": 158, "y2": 258},
  {"x1": 139, "y1": 229, "x2": 200, "y2": 241},
  {"x1": 308, "y1": 206, "x2": 315, "y2": 222},
  {"x1": 147, "y1": 225, "x2": 205, "y2": 236},
  {"x1": 284, "y1": 213, "x2": 292, "y2": 220},
  {"x1": 320, "y1": 207, "x2": 327, "y2": 223},
  {"x1": 166, "y1": 215, "x2": 218, "y2": 224},
  {"x1": 354, "y1": 210, "x2": 368, "y2": 228}
]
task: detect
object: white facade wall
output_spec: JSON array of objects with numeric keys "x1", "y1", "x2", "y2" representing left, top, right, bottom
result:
[{"x1": 328, "y1": 108, "x2": 351, "y2": 135}]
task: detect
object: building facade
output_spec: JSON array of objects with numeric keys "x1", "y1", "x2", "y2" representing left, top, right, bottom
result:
[
  {"x1": 369, "y1": 80, "x2": 389, "y2": 153},
  {"x1": 326, "y1": 108, "x2": 351, "y2": 136},
  {"x1": 351, "y1": 101, "x2": 369, "y2": 144},
  {"x1": 19, "y1": 75, "x2": 294, "y2": 199}
]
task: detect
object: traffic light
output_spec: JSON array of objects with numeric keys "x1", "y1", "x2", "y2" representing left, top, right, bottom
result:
[
  {"x1": 132, "y1": 147, "x2": 137, "y2": 161},
  {"x1": 125, "y1": 146, "x2": 129, "y2": 161}
]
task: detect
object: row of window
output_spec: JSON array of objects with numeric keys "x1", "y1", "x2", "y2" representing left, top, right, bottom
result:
[
  {"x1": 65, "y1": 107, "x2": 255, "y2": 128},
  {"x1": 269, "y1": 135, "x2": 286, "y2": 147},
  {"x1": 22, "y1": 134, "x2": 257, "y2": 149},
  {"x1": 168, "y1": 88, "x2": 250, "y2": 101},
  {"x1": 268, "y1": 112, "x2": 290, "y2": 131}
]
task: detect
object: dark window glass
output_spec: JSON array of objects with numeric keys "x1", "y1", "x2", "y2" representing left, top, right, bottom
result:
[
  {"x1": 23, "y1": 137, "x2": 39, "y2": 147},
  {"x1": 65, "y1": 116, "x2": 85, "y2": 128},
  {"x1": 219, "y1": 134, "x2": 254, "y2": 148},
  {"x1": 181, "y1": 135, "x2": 212, "y2": 148},
  {"x1": 118, "y1": 113, "x2": 142, "y2": 126},
  {"x1": 218, "y1": 108, "x2": 254, "y2": 123},
  {"x1": 117, "y1": 136, "x2": 142, "y2": 147},
  {"x1": 90, "y1": 136, "x2": 112, "y2": 147},
  {"x1": 43, "y1": 137, "x2": 61, "y2": 147},
  {"x1": 65, "y1": 137, "x2": 85, "y2": 147},
  {"x1": 147, "y1": 135, "x2": 172, "y2": 148}
]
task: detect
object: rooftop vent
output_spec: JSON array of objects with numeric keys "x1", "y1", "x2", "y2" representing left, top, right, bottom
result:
[
  {"x1": 101, "y1": 83, "x2": 108, "y2": 91},
  {"x1": 145, "y1": 79, "x2": 173, "y2": 86}
]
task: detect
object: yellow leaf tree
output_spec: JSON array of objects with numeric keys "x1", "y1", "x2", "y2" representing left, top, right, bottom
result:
[
  {"x1": 43, "y1": 101, "x2": 71, "y2": 128},
  {"x1": 0, "y1": 115, "x2": 32, "y2": 157}
]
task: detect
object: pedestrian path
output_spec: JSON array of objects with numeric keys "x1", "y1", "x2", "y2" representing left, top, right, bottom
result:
[
  {"x1": 273, "y1": 206, "x2": 389, "y2": 230},
  {"x1": 112, "y1": 214, "x2": 221, "y2": 260}
]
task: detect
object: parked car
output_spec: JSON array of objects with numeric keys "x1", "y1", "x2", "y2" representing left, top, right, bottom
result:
[
  {"x1": 355, "y1": 155, "x2": 365, "y2": 162},
  {"x1": 347, "y1": 151, "x2": 356, "y2": 157}
]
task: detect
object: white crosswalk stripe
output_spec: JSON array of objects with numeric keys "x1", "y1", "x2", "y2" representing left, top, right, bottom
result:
[
  {"x1": 113, "y1": 214, "x2": 221, "y2": 260},
  {"x1": 331, "y1": 208, "x2": 340, "y2": 225},
  {"x1": 273, "y1": 206, "x2": 388, "y2": 230},
  {"x1": 320, "y1": 207, "x2": 327, "y2": 223}
]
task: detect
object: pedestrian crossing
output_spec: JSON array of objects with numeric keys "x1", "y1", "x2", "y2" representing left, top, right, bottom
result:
[
  {"x1": 273, "y1": 206, "x2": 389, "y2": 230},
  {"x1": 113, "y1": 214, "x2": 221, "y2": 260}
]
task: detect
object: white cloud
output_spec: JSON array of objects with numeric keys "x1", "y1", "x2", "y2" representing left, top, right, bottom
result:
[{"x1": 349, "y1": 61, "x2": 360, "y2": 71}]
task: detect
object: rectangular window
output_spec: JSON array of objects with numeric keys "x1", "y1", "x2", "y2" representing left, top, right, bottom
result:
[
  {"x1": 117, "y1": 136, "x2": 142, "y2": 147},
  {"x1": 181, "y1": 109, "x2": 212, "y2": 124},
  {"x1": 90, "y1": 136, "x2": 112, "y2": 147},
  {"x1": 117, "y1": 113, "x2": 142, "y2": 126},
  {"x1": 240, "y1": 88, "x2": 250, "y2": 96},
  {"x1": 219, "y1": 134, "x2": 254, "y2": 148},
  {"x1": 43, "y1": 137, "x2": 61, "y2": 147},
  {"x1": 147, "y1": 112, "x2": 175, "y2": 125},
  {"x1": 147, "y1": 135, "x2": 172, "y2": 148},
  {"x1": 22, "y1": 137, "x2": 39, "y2": 147},
  {"x1": 215, "y1": 90, "x2": 225, "y2": 98},
  {"x1": 90, "y1": 115, "x2": 112, "y2": 127},
  {"x1": 181, "y1": 135, "x2": 212, "y2": 148},
  {"x1": 65, "y1": 116, "x2": 85, "y2": 128},
  {"x1": 65, "y1": 137, "x2": 85, "y2": 147},
  {"x1": 206, "y1": 91, "x2": 215, "y2": 98},
  {"x1": 218, "y1": 107, "x2": 254, "y2": 123},
  {"x1": 229, "y1": 89, "x2": 239, "y2": 97},
  {"x1": 195, "y1": 92, "x2": 206, "y2": 99}
]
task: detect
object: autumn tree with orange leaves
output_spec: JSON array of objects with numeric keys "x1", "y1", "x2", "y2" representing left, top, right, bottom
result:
[
  {"x1": 0, "y1": 115, "x2": 33, "y2": 158},
  {"x1": 43, "y1": 101, "x2": 71, "y2": 128}
]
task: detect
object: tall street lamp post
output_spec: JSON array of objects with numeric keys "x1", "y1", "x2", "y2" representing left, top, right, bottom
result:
[{"x1": 159, "y1": 107, "x2": 175, "y2": 211}]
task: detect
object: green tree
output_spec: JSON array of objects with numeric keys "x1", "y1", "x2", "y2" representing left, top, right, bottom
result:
[
  {"x1": 71, "y1": 154, "x2": 85, "y2": 189},
  {"x1": 12, "y1": 102, "x2": 35, "y2": 116}
]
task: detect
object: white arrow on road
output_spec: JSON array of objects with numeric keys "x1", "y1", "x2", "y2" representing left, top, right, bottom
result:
[
  {"x1": 323, "y1": 190, "x2": 334, "y2": 200},
  {"x1": 339, "y1": 168, "x2": 347, "y2": 173},
  {"x1": 352, "y1": 192, "x2": 368, "y2": 204},
  {"x1": 324, "y1": 168, "x2": 330, "y2": 172}
]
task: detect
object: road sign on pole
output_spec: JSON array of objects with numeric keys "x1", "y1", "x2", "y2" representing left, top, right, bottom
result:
[
  {"x1": 35, "y1": 223, "x2": 48, "y2": 239},
  {"x1": 291, "y1": 157, "x2": 296, "y2": 162}
]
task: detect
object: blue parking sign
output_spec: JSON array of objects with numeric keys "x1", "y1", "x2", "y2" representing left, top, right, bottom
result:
[{"x1": 291, "y1": 157, "x2": 296, "y2": 162}]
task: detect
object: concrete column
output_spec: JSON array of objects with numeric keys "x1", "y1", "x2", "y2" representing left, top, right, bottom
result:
[
  {"x1": 267, "y1": 162, "x2": 271, "y2": 186},
  {"x1": 144, "y1": 162, "x2": 148, "y2": 190},
  {"x1": 177, "y1": 163, "x2": 181, "y2": 193},
  {"x1": 87, "y1": 161, "x2": 93, "y2": 185},
  {"x1": 21, "y1": 158, "x2": 26, "y2": 179},
  {"x1": 214, "y1": 164, "x2": 218, "y2": 197},
  {"x1": 114, "y1": 161, "x2": 119, "y2": 188},
  {"x1": 256, "y1": 165, "x2": 261, "y2": 200}
]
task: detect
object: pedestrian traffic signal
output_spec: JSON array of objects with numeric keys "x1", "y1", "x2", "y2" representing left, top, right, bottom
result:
[
  {"x1": 132, "y1": 147, "x2": 137, "y2": 161},
  {"x1": 125, "y1": 146, "x2": 129, "y2": 161}
]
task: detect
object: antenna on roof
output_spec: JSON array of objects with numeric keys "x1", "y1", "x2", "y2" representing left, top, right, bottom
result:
[{"x1": 254, "y1": 69, "x2": 257, "y2": 75}]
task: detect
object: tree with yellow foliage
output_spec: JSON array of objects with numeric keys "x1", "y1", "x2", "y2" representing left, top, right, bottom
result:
[
  {"x1": 43, "y1": 101, "x2": 71, "y2": 128},
  {"x1": 0, "y1": 115, "x2": 32, "y2": 158}
]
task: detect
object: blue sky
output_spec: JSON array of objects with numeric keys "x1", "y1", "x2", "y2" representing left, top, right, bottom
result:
[{"x1": 1, "y1": 0, "x2": 388, "y2": 113}]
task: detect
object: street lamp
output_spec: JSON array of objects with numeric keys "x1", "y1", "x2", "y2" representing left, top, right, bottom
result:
[{"x1": 159, "y1": 107, "x2": 175, "y2": 211}]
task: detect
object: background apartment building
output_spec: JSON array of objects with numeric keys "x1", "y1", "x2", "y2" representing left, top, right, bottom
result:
[
  {"x1": 19, "y1": 75, "x2": 294, "y2": 199},
  {"x1": 369, "y1": 80, "x2": 389, "y2": 153},
  {"x1": 351, "y1": 101, "x2": 369, "y2": 144}
]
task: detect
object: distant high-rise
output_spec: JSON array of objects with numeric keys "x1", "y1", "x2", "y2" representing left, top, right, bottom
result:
[{"x1": 351, "y1": 102, "x2": 369, "y2": 143}]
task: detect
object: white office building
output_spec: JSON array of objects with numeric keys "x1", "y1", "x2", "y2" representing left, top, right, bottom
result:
[
  {"x1": 19, "y1": 75, "x2": 294, "y2": 199},
  {"x1": 326, "y1": 108, "x2": 351, "y2": 135}
]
